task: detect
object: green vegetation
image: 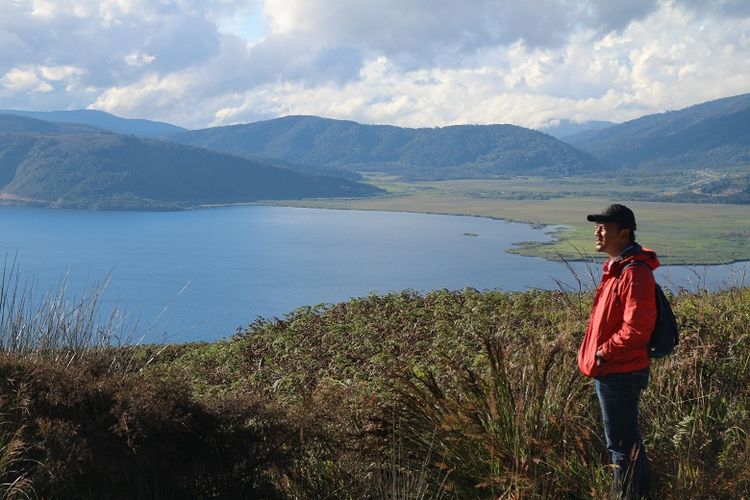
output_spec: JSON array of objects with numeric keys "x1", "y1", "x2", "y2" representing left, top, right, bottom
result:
[
  {"x1": 171, "y1": 115, "x2": 601, "y2": 180},
  {"x1": 1, "y1": 274, "x2": 749, "y2": 498},
  {"x1": 567, "y1": 92, "x2": 750, "y2": 172},
  {"x1": 4, "y1": 93, "x2": 749, "y2": 212},
  {"x1": 0, "y1": 115, "x2": 382, "y2": 210},
  {"x1": 172, "y1": 93, "x2": 750, "y2": 184}
]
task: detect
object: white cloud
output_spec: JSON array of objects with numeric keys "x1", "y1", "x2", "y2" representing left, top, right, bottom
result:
[
  {"x1": 125, "y1": 52, "x2": 156, "y2": 67},
  {"x1": 261, "y1": 0, "x2": 660, "y2": 66},
  {"x1": 0, "y1": 0, "x2": 748, "y2": 128},
  {"x1": 92, "y1": 73, "x2": 189, "y2": 113},
  {"x1": 38, "y1": 65, "x2": 85, "y2": 81},
  {"x1": 153, "y1": 1, "x2": 744, "y2": 130},
  {"x1": 1, "y1": 67, "x2": 53, "y2": 93}
]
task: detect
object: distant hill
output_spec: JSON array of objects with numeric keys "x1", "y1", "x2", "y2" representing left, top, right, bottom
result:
[
  {"x1": 0, "y1": 114, "x2": 103, "y2": 134},
  {"x1": 537, "y1": 119, "x2": 615, "y2": 139},
  {"x1": 0, "y1": 116, "x2": 381, "y2": 210},
  {"x1": 170, "y1": 116, "x2": 602, "y2": 180},
  {"x1": 564, "y1": 93, "x2": 750, "y2": 171},
  {"x1": 0, "y1": 109, "x2": 186, "y2": 138}
]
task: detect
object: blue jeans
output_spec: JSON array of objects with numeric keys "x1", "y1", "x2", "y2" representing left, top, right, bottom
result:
[{"x1": 594, "y1": 368, "x2": 650, "y2": 499}]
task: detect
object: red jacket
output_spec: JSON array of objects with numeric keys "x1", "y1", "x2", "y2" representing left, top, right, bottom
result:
[{"x1": 578, "y1": 245, "x2": 660, "y2": 377}]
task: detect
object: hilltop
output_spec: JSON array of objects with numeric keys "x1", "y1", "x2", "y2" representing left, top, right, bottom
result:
[
  {"x1": 0, "y1": 109, "x2": 186, "y2": 138},
  {"x1": 9, "y1": 93, "x2": 749, "y2": 185},
  {"x1": 170, "y1": 116, "x2": 602, "y2": 180},
  {"x1": 0, "y1": 115, "x2": 382, "y2": 210},
  {"x1": 564, "y1": 92, "x2": 750, "y2": 172},
  {"x1": 5, "y1": 93, "x2": 749, "y2": 207}
]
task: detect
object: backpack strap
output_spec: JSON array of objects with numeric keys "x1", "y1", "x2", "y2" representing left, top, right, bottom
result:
[
  {"x1": 615, "y1": 260, "x2": 652, "y2": 298},
  {"x1": 619, "y1": 260, "x2": 650, "y2": 274}
]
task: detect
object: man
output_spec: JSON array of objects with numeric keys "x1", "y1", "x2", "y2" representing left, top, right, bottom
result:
[{"x1": 578, "y1": 204, "x2": 659, "y2": 499}]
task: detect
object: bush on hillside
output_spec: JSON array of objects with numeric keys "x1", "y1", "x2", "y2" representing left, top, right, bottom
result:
[{"x1": 0, "y1": 358, "x2": 299, "y2": 499}]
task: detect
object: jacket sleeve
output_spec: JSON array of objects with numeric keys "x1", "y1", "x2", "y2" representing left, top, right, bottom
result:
[{"x1": 599, "y1": 265, "x2": 656, "y2": 360}]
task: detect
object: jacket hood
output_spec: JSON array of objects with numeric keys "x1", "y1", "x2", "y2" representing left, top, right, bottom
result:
[{"x1": 605, "y1": 243, "x2": 660, "y2": 274}]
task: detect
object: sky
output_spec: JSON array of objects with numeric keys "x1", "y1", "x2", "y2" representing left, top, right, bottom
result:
[{"x1": 0, "y1": 0, "x2": 749, "y2": 130}]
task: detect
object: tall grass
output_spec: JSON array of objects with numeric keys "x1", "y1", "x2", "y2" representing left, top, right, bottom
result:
[
  {"x1": 233, "y1": 286, "x2": 750, "y2": 498},
  {"x1": 0, "y1": 257, "x2": 136, "y2": 367},
  {"x1": 641, "y1": 288, "x2": 750, "y2": 497},
  {"x1": 0, "y1": 259, "x2": 142, "y2": 498},
  {"x1": 370, "y1": 290, "x2": 607, "y2": 498},
  {"x1": 0, "y1": 415, "x2": 32, "y2": 500},
  {"x1": 0, "y1": 262, "x2": 305, "y2": 498}
]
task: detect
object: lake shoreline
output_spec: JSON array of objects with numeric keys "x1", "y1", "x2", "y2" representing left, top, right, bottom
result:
[
  {"x1": 0, "y1": 203, "x2": 746, "y2": 343},
  {"x1": 2, "y1": 193, "x2": 748, "y2": 267},
  {"x1": 238, "y1": 200, "x2": 750, "y2": 266}
]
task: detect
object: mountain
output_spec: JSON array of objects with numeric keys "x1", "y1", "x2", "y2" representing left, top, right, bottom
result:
[
  {"x1": 0, "y1": 109, "x2": 186, "y2": 138},
  {"x1": 564, "y1": 93, "x2": 750, "y2": 171},
  {"x1": 0, "y1": 115, "x2": 381, "y2": 210},
  {"x1": 0, "y1": 114, "x2": 103, "y2": 134},
  {"x1": 537, "y1": 119, "x2": 615, "y2": 139},
  {"x1": 170, "y1": 116, "x2": 602, "y2": 180}
]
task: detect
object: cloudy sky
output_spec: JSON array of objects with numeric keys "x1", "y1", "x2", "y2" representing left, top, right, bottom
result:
[{"x1": 1, "y1": 0, "x2": 749, "y2": 129}]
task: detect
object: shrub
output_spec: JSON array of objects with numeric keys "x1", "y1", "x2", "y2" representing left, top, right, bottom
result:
[{"x1": 0, "y1": 359, "x2": 299, "y2": 499}]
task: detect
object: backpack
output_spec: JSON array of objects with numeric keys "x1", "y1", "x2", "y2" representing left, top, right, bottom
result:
[{"x1": 621, "y1": 262, "x2": 680, "y2": 358}]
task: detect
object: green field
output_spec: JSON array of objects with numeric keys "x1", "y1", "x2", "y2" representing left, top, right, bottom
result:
[{"x1": 262, "y1": 176, "x2": 750, "y2": 265}]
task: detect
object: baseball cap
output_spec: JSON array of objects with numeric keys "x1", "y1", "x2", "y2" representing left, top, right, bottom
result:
[{"x1": 586, "y1": 204, "x2": 637, "y2": 231}]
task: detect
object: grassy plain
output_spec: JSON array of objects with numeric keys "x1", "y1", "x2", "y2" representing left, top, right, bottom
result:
[{"x1": 264, "y1": 176, "x2": 750, "y2": 265}]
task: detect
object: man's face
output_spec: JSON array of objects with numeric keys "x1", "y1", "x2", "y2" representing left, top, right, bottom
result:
[{"x1": 594, "y1": 222, "x2": 629, "y2": 256}]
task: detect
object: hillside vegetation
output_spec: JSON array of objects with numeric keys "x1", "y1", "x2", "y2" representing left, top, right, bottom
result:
[
  {"x1": 565, "y1": 93, "x2": 750, "y2": 172},
  {"x1": 1, "y1": 283, "x2": 748, "y2": 498},
  {"x1": 0, "y1": 115, "x2": 381, "y2": 210},
  {"x1": 171, "y1": 116, "x2": 602, "y2": 180},
  {"x1": 170, "y1": 95, "x2": 750, "y2": 198},
  {"x1": 5, "y1": 93, "x2": 749, "y2": 206}
]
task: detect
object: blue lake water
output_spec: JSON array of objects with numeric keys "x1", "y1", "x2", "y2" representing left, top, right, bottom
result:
[{"x1": 0, "y1": 205, "x2": 746, "y2": 343}]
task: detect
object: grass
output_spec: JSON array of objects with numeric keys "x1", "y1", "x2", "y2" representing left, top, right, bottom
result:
[
  {"x1": 0, "y1": 257, "x2": 136, "y2": 365},
  {"x1": 229, "y1": 286, "x2": 750, "y2": 498},
  {"x1": 0, "y1": 265, "x2": 749, "y2": 497},
  {"x1": 259, "y1": 176, "x2": 750, "y2": 265},
  {"x1": 0, "y1": 414, "x2": 32, "y2": 499}
]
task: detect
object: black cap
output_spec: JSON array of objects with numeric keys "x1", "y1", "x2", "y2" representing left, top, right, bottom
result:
[{"x1": 587, "y1": 204, "x2": 637, "y2": 231}]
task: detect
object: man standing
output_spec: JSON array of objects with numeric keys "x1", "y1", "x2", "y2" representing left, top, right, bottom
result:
[{"x1": 578, "y1": 204, "x2": 659, "y2": 499}]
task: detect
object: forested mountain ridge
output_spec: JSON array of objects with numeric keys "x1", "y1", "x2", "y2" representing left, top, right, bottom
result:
[
  {"x1": 170, "y1": 116, "x2": 603, "y2": 180},
  {"x1": 0, "y1": 109, "x2": 186, "y2": 138},
  {"x1": 0, "y1": 116, "x2": 381, "y2": 210},
  {"x1": 564, "y1": 92, "x2": 750, "y2": 171},
  {"x1": 6, "y1": 92, "x2": 749, "y2": 187},
  {"x1": 0, "y1": 114, "x2": 104, "y2": 134}
]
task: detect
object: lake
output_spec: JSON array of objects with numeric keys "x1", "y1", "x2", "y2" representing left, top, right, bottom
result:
[{"x1": 0, "y1": 205, "x2": 746, "y2": 343}]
